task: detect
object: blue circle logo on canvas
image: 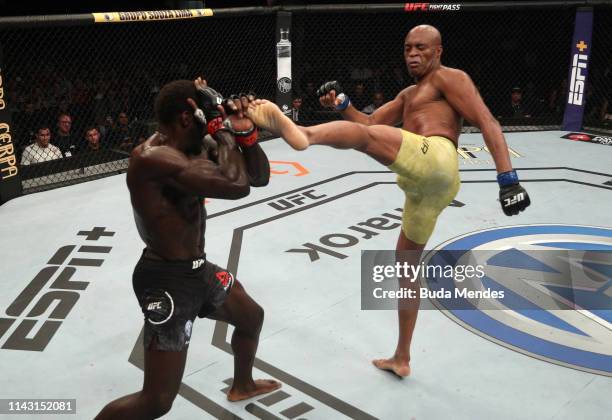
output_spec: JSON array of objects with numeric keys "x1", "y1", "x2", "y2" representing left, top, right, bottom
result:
[{"x1": 424, "y1": 225, "x2": 612, "y2": 376}]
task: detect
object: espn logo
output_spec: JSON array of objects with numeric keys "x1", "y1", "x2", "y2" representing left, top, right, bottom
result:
[{"x1": 568, "y1": 53, "x2": 588, "y2": 106}]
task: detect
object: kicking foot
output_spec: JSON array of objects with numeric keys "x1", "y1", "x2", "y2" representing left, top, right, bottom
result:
[
  {"x1": 227, "y1": 379, "x2": 282, "y2": 402},
  {"x1": 246, "y1": 99, "x2": 309, "y2": 150},
  {"x1": 372, "y1": 357, "x2": 411, "y2": 377}
]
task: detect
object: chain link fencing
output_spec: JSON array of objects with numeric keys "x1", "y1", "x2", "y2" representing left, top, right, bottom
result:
[{"x1": 0, "y1": 3, "x2": 610, "y2": 196}]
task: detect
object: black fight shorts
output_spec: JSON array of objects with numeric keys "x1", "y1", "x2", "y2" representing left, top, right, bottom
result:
[{"x1": 132, "y1": 251, "x2": 234, "y2": 351}]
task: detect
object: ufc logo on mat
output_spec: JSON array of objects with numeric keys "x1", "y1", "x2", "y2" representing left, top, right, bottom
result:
[{"x1": 504, "y1": 192, "x2": 525, "y2": 207}]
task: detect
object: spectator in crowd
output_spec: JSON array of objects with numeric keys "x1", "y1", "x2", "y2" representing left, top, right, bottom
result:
[
  {"x1": 301, "y1": 80, "x2": 320, "y2": 112},
  {"x1": 350, "y1": 81, "x2": 369, "y2": 111},
  {"x1": 500, "y1": 87, "x2": 531, "y2": 118},
  {"x1": 20, "y1": 125, "x2": 62, "y2": 166},
  {"x1": 100, "y1": 114, "x2": 117, "y2": 141},
  {"x1": 388, "y1": 67, "x2": 409, "y2": 98},
  {"x1": 583, "y1": 83, "x2": 599, "y2": 123},
  {"x1": 350, "y1": 64, "x2": 373, "y2": 83},
  {"x1": 540, "y1": 79, "x2": 566, "y2": 119},
  {"x1": 54, "y1": 113, "x2": 79, "y2": 157},
  {"x1": 13, "y1": 101, "x2": 39, "y2": 153},
  {"x1": 82, "y1": 126, "x2": 105, "y2": 153},
  {"x1": 361, "y1": 91, "x2": 385, "y2": 114},
  {"x1": 602, "y1": 97, "x2": 612, "y2": 122},
  {"x1": 70, "y1": 78, "x2": 91, "y2": 120},
  {"x1": 290, "y1": 96, "x2": 304, "y2": 123},
  {"x1": 110, "y1": 111, "x2": 147, "y2": 151}
]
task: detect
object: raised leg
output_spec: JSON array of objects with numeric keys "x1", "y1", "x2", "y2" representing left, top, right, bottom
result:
[{"x1": 247, "y1": 99, "x2": 402, "y2": 165}]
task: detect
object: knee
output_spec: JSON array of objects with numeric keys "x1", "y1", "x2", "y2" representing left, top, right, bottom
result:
[
  {"x1": 146, "y1": 392, "x2": 176, "y2": 418},
  {"x1": 251, "y1": 303, "x2": 264, "y2": 332}
]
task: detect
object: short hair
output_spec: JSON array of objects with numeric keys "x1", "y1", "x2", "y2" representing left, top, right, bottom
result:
[
  {"x1": 35, "y1": 124, "x2": 51, "y2": 134},
  {"x1": 155, "y1": 80, "x2": 198, "y2": 125},
  {"x1": 84, "y1": 126, "x2": 99, "y2": 137}
]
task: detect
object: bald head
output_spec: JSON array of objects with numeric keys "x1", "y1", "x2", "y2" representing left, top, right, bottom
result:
[
  {"x1": 407, "y1": 25, "x2": 442, "y2": 46},
  {"x1": 404, "y1": 25, "x2": 443, "y2": 79}
]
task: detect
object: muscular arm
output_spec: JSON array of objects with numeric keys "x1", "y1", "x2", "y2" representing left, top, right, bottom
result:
[
  {"x1": 436, "y1": 69, "x2": 513, "y2": 173},
  {"x1": 241, "y1": 143, "x2": 270, "y2": 187},
  {"x1": 137, "y1": 133, "x2": 250, "y2": 199},
  {"x1": 339, "y1": 93, "x2": 404, "y2": 127}
]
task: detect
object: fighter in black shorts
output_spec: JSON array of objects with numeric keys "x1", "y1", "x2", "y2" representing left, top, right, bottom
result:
[{"x1": 96, "y1": 78, "x2": 280, "y2": 419}]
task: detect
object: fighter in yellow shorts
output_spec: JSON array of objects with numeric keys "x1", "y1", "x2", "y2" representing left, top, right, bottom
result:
[{"x1": 247, "y1": 24, "x2": 530, "y2": 377}]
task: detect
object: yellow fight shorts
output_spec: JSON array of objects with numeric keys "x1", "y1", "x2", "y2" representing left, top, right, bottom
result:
[{"x1": 388, "y1": 130, "x2": 460, "y2": 245}]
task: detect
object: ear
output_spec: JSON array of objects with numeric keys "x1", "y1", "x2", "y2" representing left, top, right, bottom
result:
[
  {"x1": 179, "y1": 110, "x2": 192, "y2": 128},
  {"x1": 436, "y1": 45, "x2": 443, "y2": 60}
]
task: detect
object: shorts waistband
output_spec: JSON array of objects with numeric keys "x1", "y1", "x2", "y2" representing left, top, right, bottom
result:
[
  {"x1": 139, "y1": 249, "x2": 207, "y2": 271},
  {"x1": 427, "y1": 135, "x2": 455, "y2": 145}
]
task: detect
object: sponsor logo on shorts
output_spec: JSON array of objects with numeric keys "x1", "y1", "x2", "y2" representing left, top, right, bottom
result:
[
  {"x1": 185, "y1": 320, "x2": 193, "y2": 338},
  {"x1": 147, "y1": 301, "x2": 163, "y2": 310},
  {"x1": 426, "y1": 224, "x2": 612, "y2": 376},
  {"x1": 277, "y1": 77, "x2": 292, "y2": 93},
  {"x1": 215, "y1": 271, "x2": 234, "y2": 290},
  {"x1": 146, "y1": 291, "x2": 174, "y2": 325},
  {"x1": 421, "y1": 138, "x2": 429, "y2": 154},
  {"x1": 192, "y1": 258, "x2": 205, "y2": 270},
  {"x1": 561, "y1": 132, "x2": 612, "y2": 146}
]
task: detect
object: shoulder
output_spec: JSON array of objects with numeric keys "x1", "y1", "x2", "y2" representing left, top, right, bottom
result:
[
  {"x1": 130, "y1": 141, "x2": 187, "y2": 179},
  {"x1": 133, "y1": 143, "x2": 181, "y2": 166},
  {"x1": 433, "y1": 67, "x2": 472, "y2": 86},
  {"x1": 396, "y1": 85, "x2": 416, "y2": 101}
]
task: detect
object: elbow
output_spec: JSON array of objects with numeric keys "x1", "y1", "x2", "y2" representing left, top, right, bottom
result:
[
  {"x1": 250, "y1": 174, "x2": 270, "y2": 187},
  {"x1": 479, "y1": 115, "x2": 501, "y2": 134},
  {"x1": 229, "y1": 180, "x2": 250, "y2": 199}
]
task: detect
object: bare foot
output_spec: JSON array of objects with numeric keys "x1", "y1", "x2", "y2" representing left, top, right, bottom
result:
[
  {"x1": 227, "y1": 379, "x2": 282, "y2": 402},
  {"x1": 246, "y1": 99, "x2": 309, "y2": 150},
  {"x1": 372, "y1": 357, "x2": 411, "y2": 377}
]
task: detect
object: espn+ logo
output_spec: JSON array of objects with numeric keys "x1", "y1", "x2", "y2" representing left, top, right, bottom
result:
[
  {"x1": 568, "y1": 41, "x2": 589, "y2": 106},
  {"x1": 0, "y1": 227, "x2": 114, "y2": 351}
]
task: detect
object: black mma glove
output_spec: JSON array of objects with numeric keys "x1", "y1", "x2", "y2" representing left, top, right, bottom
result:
[
  {"x1": 498, "y1": 170, "x2": 531, "y2": 216},
  {"x1": 194, "y1": 83, "x2": 225, "y2": 136},
  {"x1": 316, "y1": 81, "x2": 351, "y2": 111},
  {"x1": 221, "y1": 93, "x2": 258, "y2": 148}
]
